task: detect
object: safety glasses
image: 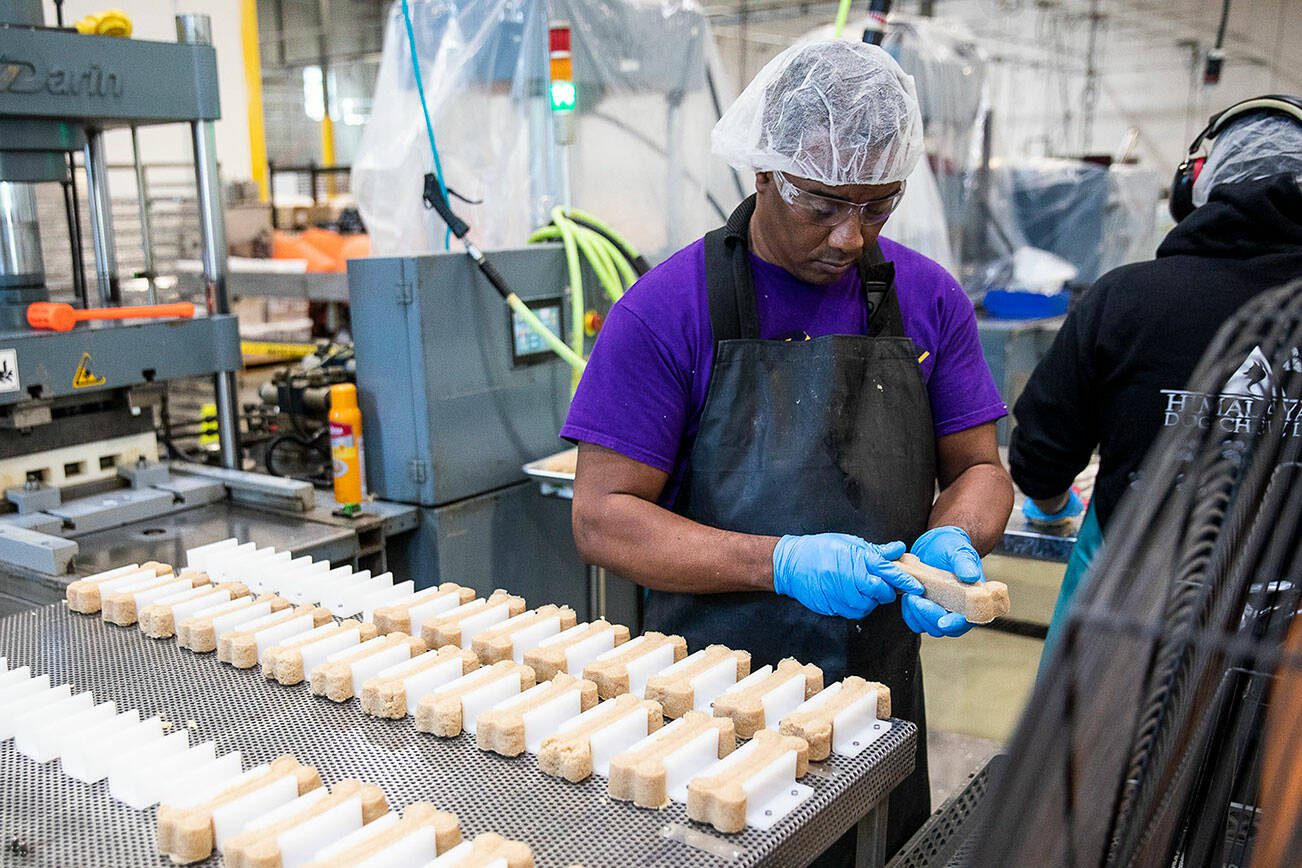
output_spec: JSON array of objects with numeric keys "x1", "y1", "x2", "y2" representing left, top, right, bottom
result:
[{"x1": 772, "y1": 171, "x2": 906, "y2": 228}]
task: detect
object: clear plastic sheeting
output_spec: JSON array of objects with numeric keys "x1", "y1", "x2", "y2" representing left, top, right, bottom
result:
[
  {"x1": 710, "y1": 40, "x2": 924, "y2": 186},
  {"x1": 799, "y1": 12, "x2": 989, "y2": 257},
  {"x1": 354, "y1": 0, "x2": 741, "y2": 260},
  {"x1": 886, "y1": 157, "x2": 956, "y2": 274},
  {"x1": 969, "y1": 158, "x2": 1158, "y2": 292}
]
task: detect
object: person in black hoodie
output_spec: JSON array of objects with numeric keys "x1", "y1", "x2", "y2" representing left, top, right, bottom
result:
[{"x1": 1009, "y1": 100, "x2": 1302, "y2": 658}]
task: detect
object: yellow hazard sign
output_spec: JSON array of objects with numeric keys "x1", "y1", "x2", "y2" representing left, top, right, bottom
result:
[{"x1": 72, "y1": 352, "x2": 106, "y2": 388}]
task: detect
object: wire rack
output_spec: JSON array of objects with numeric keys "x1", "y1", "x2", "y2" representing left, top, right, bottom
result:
[{"x1": 0, "y1": 604, "x2": 916, "y2": 867}]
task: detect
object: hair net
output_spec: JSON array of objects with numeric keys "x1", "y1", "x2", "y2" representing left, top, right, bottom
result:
[
  {"x1": 711, "y1": 40, "x2": 925, "y2": 186},
  {"x1": 1192, "y1": 110, "x2": 1302, "y2": 207}
]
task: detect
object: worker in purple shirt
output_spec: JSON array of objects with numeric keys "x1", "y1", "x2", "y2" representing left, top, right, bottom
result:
[{"x1": 561, "y1": 40, "x2": 1012, "y2": 858}]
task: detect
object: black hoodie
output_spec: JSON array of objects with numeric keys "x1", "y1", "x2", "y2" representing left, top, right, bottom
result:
[{"x1": 1009, "y1": 174, "x2": 1302, "y2": 533}]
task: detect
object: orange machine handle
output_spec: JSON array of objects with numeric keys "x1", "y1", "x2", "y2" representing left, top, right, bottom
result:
[{"x1": 27, "y1": 302, "x2": 196, "y2": 332}]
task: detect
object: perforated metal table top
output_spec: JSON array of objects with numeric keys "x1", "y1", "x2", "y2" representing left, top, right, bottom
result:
[{"x1": 0, "y1": 605, "x2": 916, "y2": 867}]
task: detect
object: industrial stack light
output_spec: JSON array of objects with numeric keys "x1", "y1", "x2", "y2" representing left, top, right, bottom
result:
[{"x1": 549, "y1": 21, "x2": 576, "y2": 145}]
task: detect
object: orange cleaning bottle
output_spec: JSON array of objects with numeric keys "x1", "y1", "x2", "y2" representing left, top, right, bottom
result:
[{"x1": 329, "y1": 384, "x2": 366, "y2": 505}]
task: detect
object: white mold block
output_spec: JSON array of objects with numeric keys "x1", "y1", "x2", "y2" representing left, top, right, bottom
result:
[
  {"x1": 62, "y1": 713, "x2": 161, "y2": 783},
  {"x1": 12, "y1": 690, "x2": 94, "y2": 756},
  {"x1": 186, "y1": 537, "x2": 239, "y2": 569},
  {"x1": 110, "y1": 735, "x2": 211, "y2": 810},
  {"x1": 211, "y1": 769, "x2": 302, "y2": 850}
]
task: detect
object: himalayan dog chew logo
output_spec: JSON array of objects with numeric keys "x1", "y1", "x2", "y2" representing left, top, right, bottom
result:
[{"x1": 1162, "y1": 346, "x2": 1302, "y2": 436}]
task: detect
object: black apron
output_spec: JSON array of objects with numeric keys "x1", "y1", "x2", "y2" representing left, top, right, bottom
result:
[{"x1": 643, "y1": 196, "x2": 936, "y2": 858}]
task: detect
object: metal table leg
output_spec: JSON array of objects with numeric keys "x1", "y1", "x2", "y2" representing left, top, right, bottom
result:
[{"x1": 855, "y1": 801, "x2": 889, "y2": 867}]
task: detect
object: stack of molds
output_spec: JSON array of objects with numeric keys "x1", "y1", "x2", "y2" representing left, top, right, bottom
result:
[
  {"x1": 217, "y1": 605, "x2": 333, "y2": 669},
  {"x1": 471, "y1": 604, "x2": 577, "y2": 665},
  {"x1": 524, "y1": 619, "x2": 631, "y2": 682},
  {"x1": 583, "y1": 632, "x2": 688, "y2": 700},
  {"x1": 65, "y1": 562, "x2": 175, "y2": 614},
  {"x1": 420, "y1": 591, "x2": 527, "y2": 650},
  {"x1": 155, "y1": 755, "x2": 323, "y2": 864},
  {"x1": 415, "y1": 660, "x2": 536, "y2": 738},
  {"x1": 309, "y1": 633, "x2": 428, "y2": 702},
  {"x1": 261, "y1": 619, "x2": 380, "y2": 686},
  {"x1": 539, "y1": 693, "x2": 664, "y2": 782},
  {"x1": 428, "y1": 833, "x2": 534, "y2": 868},
  {"x1": 779, "y1": 676, "x2": 893, "y2": 760},
  {"x1": 139, "y1": 581, "x2": 252, "y2": 639},
  {"x1": 301, "y1": 803, "x2": 462, "y2": 867},
  {"x1": 608, "y1": 710, "x2": 736, "y2": 809},
  {"x1": 642, "y1": 645, "x2": 751, "y2": 719},
  {"x1": 712, "y1": 658, "x2": 824, "y2": 738},
  {"x1": 361, "y1": 645, "x2": 480, "y2": 719},
  {"x1": 475, "y1": 673, "x2": 599, "y2": 757},
  {"x1": 685, "y1": 729, "x2": 812, "y2": 833},
  {"x1": 372, "y1": 583, "x2": 476, "y2": 635},
  {"x1": 178, "y1": 594, "x2": 293, "y2": 653}
]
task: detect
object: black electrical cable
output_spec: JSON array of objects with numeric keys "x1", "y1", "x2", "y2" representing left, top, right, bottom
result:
[{"x1": 967, "y1": 279, "x2": 1302, "y2": 866}]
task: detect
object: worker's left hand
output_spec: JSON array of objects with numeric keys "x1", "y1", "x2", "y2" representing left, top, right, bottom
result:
[
  {"x1": 901, "y1": 593, "x2": 973, "y2": 638},
  {"x1": 909, "y1": 525, "x2": 984, "y2": 584}
]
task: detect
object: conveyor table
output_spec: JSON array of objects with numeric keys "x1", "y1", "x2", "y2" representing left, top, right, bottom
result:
[{"x1": 0, "y1": 605, "x2": 916, "y2": 867}]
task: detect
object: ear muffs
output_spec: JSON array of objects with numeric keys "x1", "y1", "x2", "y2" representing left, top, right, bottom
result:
[
  {"x1": 1170, "y1": 94, "x2": 1302, "y2": 223},
  {"x1": 1169, "y1": 156, "x2": 1205, "y2": 223}
]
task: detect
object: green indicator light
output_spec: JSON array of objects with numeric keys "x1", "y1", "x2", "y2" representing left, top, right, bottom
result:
[{"x1": 549, "y1": 79, "x2": 576, "y2": 113}]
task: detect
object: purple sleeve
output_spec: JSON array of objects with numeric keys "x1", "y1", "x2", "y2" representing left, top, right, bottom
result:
[
  {"x1": 560, "y1": 302, "x2": 691, "y2": 474},
  {"x1": 928, "y1": 283, "x2": 1009, "y2": 436}
]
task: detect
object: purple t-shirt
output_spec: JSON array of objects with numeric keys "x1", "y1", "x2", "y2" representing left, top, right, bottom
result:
[{"x1": 561, "y1": 235, "x2": 1008, "y2": 506}]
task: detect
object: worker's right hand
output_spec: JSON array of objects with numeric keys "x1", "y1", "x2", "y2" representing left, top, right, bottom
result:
[{"x1": 772, "y1": 533, "x2": 924, "y2": 620}]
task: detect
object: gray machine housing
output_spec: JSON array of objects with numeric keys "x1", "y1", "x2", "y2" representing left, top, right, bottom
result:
[{"x1": 349, "y1": 247, "x2": 621, "y2": 616}]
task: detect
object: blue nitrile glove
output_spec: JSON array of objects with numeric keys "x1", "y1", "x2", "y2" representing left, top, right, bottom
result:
[
  {"x1": 910, "y1": 525, "x2": 984, "y2": 584},
  {"x1": 1022, "y1": 488, "x2": 1085, "y2": 527},
  {"x1": 901, "y1": 593, "x2": 973, "y2": 638},
  {"x1": 772, "y1": 533, "x2": 924, "y2": 619}
]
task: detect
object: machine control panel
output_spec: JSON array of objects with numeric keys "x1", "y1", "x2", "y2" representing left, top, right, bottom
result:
[{"x1": 510, "y1": 297, "x2": 564, "y2": 366}]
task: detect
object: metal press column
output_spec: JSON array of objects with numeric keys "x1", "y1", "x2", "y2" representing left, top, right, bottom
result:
[
  {"x1": 83, "y1": 129, "x2": 121, "y2": 305},
  {"x1": 178, "y1": 13, "x2": 241, "y2": 469}
]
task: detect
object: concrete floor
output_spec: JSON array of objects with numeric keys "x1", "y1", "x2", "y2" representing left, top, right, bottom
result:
[{"x1": 920, "y1": 553, "x2": 1067, "y2": 805}]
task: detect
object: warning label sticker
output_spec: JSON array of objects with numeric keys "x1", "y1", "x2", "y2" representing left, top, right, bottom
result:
[
  {"x1": 73, "y1": 352, "x2": 106, "y2": 388},
  {"x1": 0, "y1": 349, "x2": 19, "y2": 394}
]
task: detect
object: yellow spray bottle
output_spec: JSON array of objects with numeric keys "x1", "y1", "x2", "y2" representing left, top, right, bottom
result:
[{"x1": 329, "y1": 384, "x2": 365, "y2": 506}]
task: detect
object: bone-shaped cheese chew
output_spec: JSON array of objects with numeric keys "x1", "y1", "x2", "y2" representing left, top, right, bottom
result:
[
  {"x1": 66, "y1": 561, "x2": 173, "y2": 614},
  {"x1": 436, "y1": 832, "x2": 535, "y2": 868},
  {"x1": 309, "y1": 633, "x2": 428, "y2": 702},
  {"x1": 155, "y1": 754, "x2": 322, "y2": 864},
  {"x1": 524, "y1": 619, "x2": 631, "y2": 682},
  {"x1": 101, "y1": 571, "x2": 212, "y2": 626},
  {"x1": 895, "y1": 553, "x2": 1010, "y2": 623},
  {"x1": 222, "y1": 779, "x2": 388, "y2": 868},
  {"x1": 712, "y1": 657, "x2": 824, "y2": 738},
  {"x1": 420, "y1": 590, "x2": 527, "y2": 649},
  {"x1": 361, "y1": 646, "x2": 480, "y2": 719},
  {"x1": 415, "y1": 660, "x2": 535, "y2": 737},
  {"x1": 583, "y1": 632, "x2": 688, "y2": 700},
  {"x1": 300, "y1": 802, "x2": 462, "y2": 867},
  {"x1": 779, "y1": 676, "x2": 890, "y2": 761},
  {"x1": 177, "y1": 594, "x2": 292, "y2": 652},
  {"x1": 371, "y1": 582, "x2": 476, "y2": 635},
  {"x1": 138, "y1": 582, "x2": 250, "y2": 639},
  {"x1": 644, "y1": 645, "x2": 751, "y2": 719},
  {"x1": 686, "y1": 728, "x2": 810, "y2": 833},
  {"x1": 608, "y1": 710, "x2": 735, "y2": 808},
  {"x1": 218, "y1": 605, "x2": 333, "y2": 668},
  {"x1": 261, "y1": 619, "x2": 380, "y2": 685},
  {"x1": 476, "y1": 672, "x2": 598, "y2": 757},
  {"x1": 471, "y1": 604, "x2": 578, "y2": 665},
  {"x1": 539, "y1": 693, "x2": 664, "y2": 782}
]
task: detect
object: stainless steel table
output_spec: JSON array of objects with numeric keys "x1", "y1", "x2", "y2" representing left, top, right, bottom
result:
[{"x1": 0, "y1": 605, "x2": 917, "y2": 867}]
